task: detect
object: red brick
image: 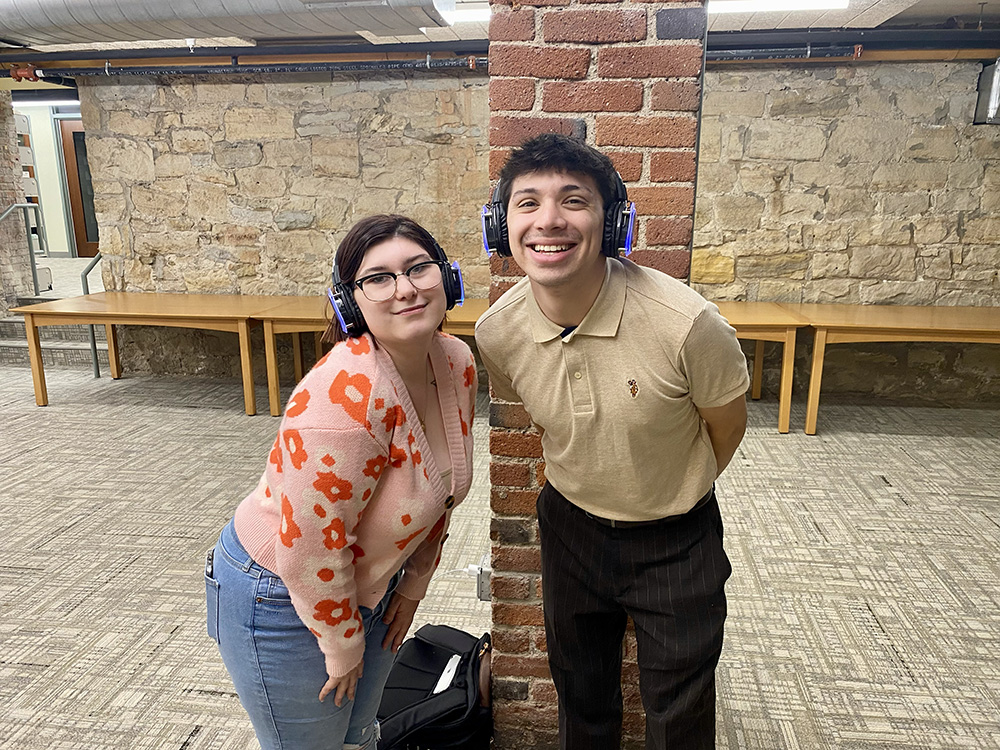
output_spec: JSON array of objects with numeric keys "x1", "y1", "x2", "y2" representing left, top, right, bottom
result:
[
  {"x1": 623, "y1": 710, "x2": 646, "y2": 737},
  {"x1": 493, "y1": 544, "x2": 542, "y2": 573},
  {"x1": 491, "y1": 517, "x2": 538, "y2": 545},
  {"x1": 489, "y1": 8, "x2": 535, "y2": 42},
  {"x1": 598, "y1": 44, "x2": 703, "y2": 78},
  {"x1": 535, "y1": 578, "x2": 544, "y2": 598},
  {"x1": 491, "y1": 573, "x2": 534, "y2": 600},
  {"x1": 608, "y1": 151, "x2": 643, "y2": 181},
  {"x1": 490, "y1": 115, "x2": 582, "y2": 148},
  {"x1": 490, "y1": 460, "x2": 532, "y2": 488},
  {"x1": 491, "y1": 488, "x2": 539, "y2": 515},
  {"x1": 493, "y1": 601, "x2": 546, "y2": 627},
  {"x1": 596, "y1": 115, "x2": 698, "y2": 148},
  {"x1": 492, "y1": 628, "x2": 531, "y2": 654},
  {"x1": 651, "y1": 80, "x2": 702, "y2": 111},
  {"x1": 650, "y1": 151, "x2": 697, "y2": 183},
  {"x1": 578, "y1": 0, "x2": 621, "y2": 4},
  {"x1": 490, "y1": 280, "x2": 517, "y2": 304},
  {"x1": 490, "y1": 402, "x2": 533, "y2": 429},
  {"x1": 628, "y1": 249, "x2": 691, "y2": 279},
  {"x1": 489, "y1": 44, "x2": 591, "y2": 79},
  {"x1": 542, "y1": 80, "x2": 643, "y2": 113},
  {"x1": 533, "y1": 630, "x2": 548, "y2": 651},
  {"x1": 535, "y1": 461, "x2": 546, "y2": 487},
  {"x1": 543, "y1": 9, "x2": 646, "y2": 44},
  {"x1": 646, "y1": 217, "x2": 694, "y2": 246},
  {"x1": 627, "y1": 186, "x2": 695, "y2": 215},
  {"x1": 489, "y1": 149, "x2": 511, "y2": 180},
  {"x1": 490, "y1": 78, "x2": 536, "y2": 111},
  {"x1": 494, "y1": 653, "x2": 552, "y2": 679},
  {"x1": 498, "y1": 0, "x2": 568, "y2": 5},
  {"x1": 531, "y1": 680, "x2": 558, "y2": 703},
  {"x1": 491, "y1": 430, "x2": 544, "y2": 458},
  {"x1": 489, "y1": 254, "x2": 525, "y2": 277}
]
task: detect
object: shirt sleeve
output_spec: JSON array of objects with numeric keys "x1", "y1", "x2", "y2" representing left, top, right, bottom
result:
[
  {"x1": 267, "y1": 421, "x2": 388, "y2": 679},
  {"x1": 680, "y1": 303, "x2": 751, "y2": 409},
  {"x1": 477, "y1": 344, "x2": 521, "y2": 404}
]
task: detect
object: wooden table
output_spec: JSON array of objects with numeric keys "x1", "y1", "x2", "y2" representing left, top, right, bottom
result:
[
  {"x1": 716, "y1": 302, "x2": 808, "y2": 434},
  {"x1": 11, "y1": 292, "x2": 270, "y2": 415},
  {"x1": 780, "y1": 303, "x2": 1000, "y2": 435},
  {"x1": 254, "y1": 297, "x2": 488, "y2": 416}
]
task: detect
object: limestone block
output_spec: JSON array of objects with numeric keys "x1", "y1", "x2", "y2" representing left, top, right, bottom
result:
[
  {"x1": 961, "y1": 245, "x2": 1000, "y2": 269},
  {"x1": 827, "y1": 118, "x2": 908, "y2": 165},
  {"x1": 296, "y1": 111, "x2": 356, "y2": 137},
  {"x1": 790, "y1": 161, "x2": 874, "y2": 190},
  {"x1": 803, "y1": 279, "x2": 857, "y2": 303},
  {"x1": 87, "y1": 81, "x2": 158, "y2": 111},
  {"x1": 214, "y1": 225, "x2": 262, "y2": 247},
  {"x1": 181, "y1": 108, "x2": 227, "y2": 131},
  {"x1": 262, "y1": 140, "x2": 311, "y2": 169},
  {"x1": 365, "y1": 146, "x2": 432, "y2": 189},
  {"x1": 917, "y1": 247, "x2": 953, "y2": 280},
  {"x1": 848, "y1": 218, "x2": 913, "y2": 246},
  {"x1": 932, "y1": 190, "x2": 979, "y2": 213},
  {"x1": 87, "y1": 137, "x2": 155, "y2": 183},
  {"x1": 971, "y1": 138, "x2": 1000, "y2": 161},
  {"x1": 912, "y1": 218, "x2": 956, "y2": 245},
  {"x1": 692, "y1": 280, "x2": 749, "y2": 301},
  {"x1": 694, "y1": 162, "x2": 736, "y2": 194},
  {"x1": 214, "y1": 142, "x2": 263, "y2": 169},
  {"x1": 264, "y1": 80, "x2": 337, "y2": 107},
  {"x1": 811, "y1": 252, "x2": 849, "y2": 279},
  {"x1": 776, "y1": 193, "x2": 825, "y2": 223},
  {"x1": 275, "y1": 211, "x2": 315, "y2": 230},
  {"x1": 134, "y1": 231, "x2": 201, "y2": 259},
  {"x1": 183, "y1": 262, "x2": 238, "y2": 293},
  {"x1": 801, "y1": 223, "x2": 849, "y2": 252},
  {"x1": 881, "y1": 192, "x2": 930, "y2": 217},
  {"x1": 981, "y1": 189, "x2": 1000, "y2": 214},
  {"x1": 236, "y1": 167, "x2": 288, "y2": 198},
  {"x1": 872, "y1": 163, "x2": 949, "y2": 190},
  {"x1": 825, "y1": 188, "x2": 873, "y2": 221},
  {"x1": 904, "y1": 126, "x2": 959, "y2": 162},
  {"x1": 92, "y1": 178, "x2": 124, "y2": 195},
  {"x1": 960, "y1": 217, "x2": 1000, "y2": 244},
  {"x1": 131, "y1": 185, "x2": 187, "y2": 219},
  {"x1": 108, "y1": 111, "x2": 157, "y2": 137},
  {"x1": 849, "y1": 246, "x2": 916, "y2": 280},
  {"x1": 93, "y1": 194, "x2": 127, "y2": 223},
  {"x1": 755, "y1": 280, "x2": 803, "y2": 302},
  {"x1": 264, "y1": 230, "x2": 331, "y2": 263},
  {"x1": 170, "y1": 129, "x2": 213, "y2": 155},
  {"x1": 738, "y1": 162, "x2": 787, "y2": 196},
  {"x1": 732, "y1": 229, "x2": 790, "y2": 256},
  {"x1": 224, "y1": 107, "x2": 296, "y2": 141},
  {"x1": 188, "y1": 181, "x2": 231, "y2": 223},
  {"x1": 892, "y1": 90, "x2": 948, "y2": 122},
  {"x1": 98, "y1": 226, "x2": 125, "y2": 257},
  {"x1": 155, "y1": 153, "x2": 193, "y2": 178},
  {"x1": 936, "y1": 288, "x2": 1000, "y2": 305},
  {"x1": 736, "y1": 253, "x2": 808, "y2": 279},
  {"x1": 769, "y1": 88, "x2": 852, "y2": 119},
  {"x1": 699, "y1": 117, "x2": 721, "y2": 163},
  {"x1": 344, "y1": 188, "x2": 404, "y2": 219},
  {"x1": 746, "y1": 121, "x2": 827, "y2": 161},
  {"x1": 313, "y1": 137, "x2": 361, "y2": 178},
  {"x1": 947, "y1": 162, "x2": 984, "y2": 190},
  {"x1": 703, "y1": 91, "x2": 764, "y2": 118},
  {"x1": 690, "y1": 249, "x2": 734, "y2": 284},
  {"x1": 714, "y1": 195, "x2": 764, "y2": 230},
  {"x1": 229, "y1": 205, "x2": 275, "y2": 227},
  {"x1": 196, "y1": 83, "x2": 248, "y2": 104},
  {"x1": 858, "y1": 280, "x2": 937, "y2": 304}
]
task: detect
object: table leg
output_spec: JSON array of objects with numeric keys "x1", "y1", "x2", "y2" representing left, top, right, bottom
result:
[
  {"x1": 751, "y1": 340, "x2": 764, "y2": 400},
  {"x1": 805, "y1": 327, "x2": 827, "y2": 435},
  {"x1": 24, "y1": 314, "x2": 48, "y2": 406},
  {"x1": 778, "y1": 328, "x2": 796, "y2": 434},
  {"x1": 238, "y1": 319, "x2": 257, "y2": 416},
  {"x1": 292, "y1": 332, "x2": 304, "y2": 383},
  {"x1": 265, "y1": 320, "x2": 282, "y2": 417},
  {"x1": 105, "y1": 324, "x2": 122, "y2": 378},
  {"x1": 313, "y1": 332, "x2": 324, "y2": 363}
]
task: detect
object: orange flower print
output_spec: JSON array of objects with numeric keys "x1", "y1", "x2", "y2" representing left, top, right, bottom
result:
[
  {"x1": 389, "y1": 444, "x2": 407, "y2": 468},
  {"x1": 286, "y1": 389, "x2": 310, "y2": 418},
  {"x1": 346, "y1": 337, "x2": 371, "y2": 356},
  {"x1": 461, "y1": 414, "x2": 468, "y2": 437},
  {"x1": 314, "y1": 470, "x2": 353, "y2": 504},
  {"x1": 314, "y1": 598, "x2": 353, "y2": 627},
  {"x1": 349, "y1": 543, "x2": 365, "y2": 561},
  {"x1": 269, "y1": 436, "x2": 283, "y2": 474},
  {"x1": 329, "y1": 370, "x2": 372, "y2": 427},
  {"x1": 283, "y1": 429, "x2": 308, "y2": 470},
  {"x1": 382, "y1": 404, "x2": 405, "y2": 433},
  {"x1": 464, "y1": 364, "x2": 476, "y2": 388},
  {"x1": 363, "y1": 455, "x2": 387, "y2": 481},
  {"x1": 344, "y1": 609, "x2": 364, "y2": 638},
  {"x1": 395, "y1": 526, "x2": 427, "y2": 551},
  {"x1": 317, "y1": 568, "x2": 335, "y2": 582},
  {"x1": 279, "y1": 495, "x2": 302, "y2": 548},
  {"x1": 322, "y1": 518, "x2": 348, "y2": 550}
]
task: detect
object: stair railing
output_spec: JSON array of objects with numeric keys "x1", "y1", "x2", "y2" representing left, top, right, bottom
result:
[
  {"x1": 81, "y1": 252, "x2": 102, "y2": 378},
  {"x1": 0, "y1": 203, "x2": 49, "y2": 296}
]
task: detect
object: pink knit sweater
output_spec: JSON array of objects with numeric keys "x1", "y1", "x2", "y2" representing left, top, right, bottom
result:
[{"x1": 234, "y1": 331, "x2": 477, "y2": 678}]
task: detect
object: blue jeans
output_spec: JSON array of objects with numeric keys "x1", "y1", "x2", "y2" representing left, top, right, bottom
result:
[{"x1": 205, "y1": 519, "x2": 400, "y2": 750}]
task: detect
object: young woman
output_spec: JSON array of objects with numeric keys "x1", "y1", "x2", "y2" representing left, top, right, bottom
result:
[{"x1": 205, "y1": 214, "x2": 477, "y2": 749}]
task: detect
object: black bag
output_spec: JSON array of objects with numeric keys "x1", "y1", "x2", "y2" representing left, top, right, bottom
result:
[{"x1": 376, "y1": 624, "x2": 492, "y2": 749}]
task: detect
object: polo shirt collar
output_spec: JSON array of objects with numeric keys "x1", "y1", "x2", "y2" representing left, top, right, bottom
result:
[{"x1": 527, "y1": 258, "x2": 626, "y2": 343}]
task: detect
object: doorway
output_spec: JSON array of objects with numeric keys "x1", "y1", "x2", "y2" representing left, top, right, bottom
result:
[{"x1": 58, "y1": 119, "x2": 99, "y2": 257}]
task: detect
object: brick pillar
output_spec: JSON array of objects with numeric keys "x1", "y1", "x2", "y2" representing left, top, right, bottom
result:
[
  {"x1": 487, "y1": 2, "x2": 708, "y2": 747},
  {"x1": 0, "y1": 92, "x2": 30, "y2": 315}
]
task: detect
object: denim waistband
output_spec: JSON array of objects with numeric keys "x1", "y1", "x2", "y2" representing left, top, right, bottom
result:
[{"x1": 218, "y1": 517, "x2": 269, "y2": 575}]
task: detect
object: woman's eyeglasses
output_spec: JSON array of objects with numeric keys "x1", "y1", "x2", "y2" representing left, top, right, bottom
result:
[{"x1": 354, "y1": 260, "x2": 445, "y2": 303}]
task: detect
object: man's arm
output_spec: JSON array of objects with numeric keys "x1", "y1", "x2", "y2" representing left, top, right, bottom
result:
[{"x1": 696, "y1": 394, "x2": 747, "y2": 476}]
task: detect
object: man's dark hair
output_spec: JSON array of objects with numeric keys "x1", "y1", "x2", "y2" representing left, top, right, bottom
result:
[{"x1": 497, "y1": 133, "x2": 619, "y2": 211}]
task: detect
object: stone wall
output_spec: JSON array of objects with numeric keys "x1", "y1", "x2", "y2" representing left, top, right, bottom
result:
[
  {"x1": 0, "y1": 93, "x2": 31, "y2": 314},
  {"x1": 693, "y1": 62, "x2": 1000, "y2": 403},
  {"x1": 77, "y1": 70, "x2": 489, "y2": 379}
]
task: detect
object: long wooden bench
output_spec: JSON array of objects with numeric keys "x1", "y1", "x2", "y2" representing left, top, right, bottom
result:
[
  {"x1": 253, "y1": 297, "x2": 488, "y2": 416},
  {"x1": 779, "y1": 303, "x2": 1000, "y2": 435},
  {"x1": 11, "y1": 292, "x2": 274, "y2": 415}
]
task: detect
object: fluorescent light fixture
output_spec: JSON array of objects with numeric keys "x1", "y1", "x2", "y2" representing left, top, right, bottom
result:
[
  {"x1": 441, "y1": 8, "x2": 491, "y2": 24},
  {"x1": 708, "y1": 0, "x2": 849, "y2": 13},
  {"x1": 13, "y1": 100, "x2": 81, "y2": 108}
]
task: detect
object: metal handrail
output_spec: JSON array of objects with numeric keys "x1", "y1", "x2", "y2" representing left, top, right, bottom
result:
[
  {"x1": 81, "y1": 252, "x2": 102, "y2": 377},
  {"x1": 0, "y1": 202, "x2": 48, "y2": 296}
]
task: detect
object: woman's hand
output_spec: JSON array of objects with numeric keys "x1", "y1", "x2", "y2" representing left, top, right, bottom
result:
[
  {"x1": 319, "y1": 661, "x2": 364, "y2": 706},
  {"x1": 382, "y1": 592, "x2": 420, "y2": 653}
]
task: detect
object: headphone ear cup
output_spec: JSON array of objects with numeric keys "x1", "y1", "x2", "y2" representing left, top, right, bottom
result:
[
  {"x1": 445, "y1": 261, "x2": 465, "y2": 309},
  {"x1": 482, "y1": 201, "x2": 512, "y2": 257},
  {"x1": 331, "y1": 282, "x2": 366, "y2": 336}
]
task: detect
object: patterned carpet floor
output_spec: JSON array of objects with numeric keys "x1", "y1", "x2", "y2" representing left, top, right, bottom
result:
[{"x1": 0, "y1": 365, "x2": 997, "y2": 749}]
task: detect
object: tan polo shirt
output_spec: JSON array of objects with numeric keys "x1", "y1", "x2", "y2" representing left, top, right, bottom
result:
[{"x1": 475, "y1": 257, "x2": 749, "y2": 521}]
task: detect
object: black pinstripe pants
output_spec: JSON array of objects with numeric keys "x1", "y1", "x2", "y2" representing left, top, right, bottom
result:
[{"x1": 537, "y1": 482, "x2": 732, "y2": 750}]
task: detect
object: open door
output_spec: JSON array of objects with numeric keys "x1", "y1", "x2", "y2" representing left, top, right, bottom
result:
[{"x1": 58, "y1": 119, "x2": 99, "y2": 257}]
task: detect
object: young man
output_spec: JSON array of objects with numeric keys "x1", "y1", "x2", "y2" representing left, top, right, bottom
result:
[{"x1": 475, "y1": 134, "x2": 749, "y2": 750}]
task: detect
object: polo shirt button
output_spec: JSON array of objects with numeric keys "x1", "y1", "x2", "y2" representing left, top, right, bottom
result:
[
  {"x1": 574, "y1": 371, "x2": 583, "y2": 379},
  {"x1": 445, "y1": 495, "x2": 455, "y2": 509}
]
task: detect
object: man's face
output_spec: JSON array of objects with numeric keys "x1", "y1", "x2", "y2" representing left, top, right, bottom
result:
[{"x1": 505, "y1": 170, "x2": 606, "y2": 291}]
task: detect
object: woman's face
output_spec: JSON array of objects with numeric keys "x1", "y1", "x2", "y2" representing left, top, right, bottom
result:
[{"x1": 353, "y1": 236, "x2": 448, "y2": 349}]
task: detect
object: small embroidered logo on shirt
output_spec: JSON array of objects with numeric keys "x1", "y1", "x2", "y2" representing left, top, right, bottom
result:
[{"x1": 628, "y1": 379, "x2": 639, "y2": 398}]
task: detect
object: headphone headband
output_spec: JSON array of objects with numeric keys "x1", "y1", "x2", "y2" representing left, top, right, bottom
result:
[{"x1": 482, "y1": 172, "x2": 636, "y2": 259}]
